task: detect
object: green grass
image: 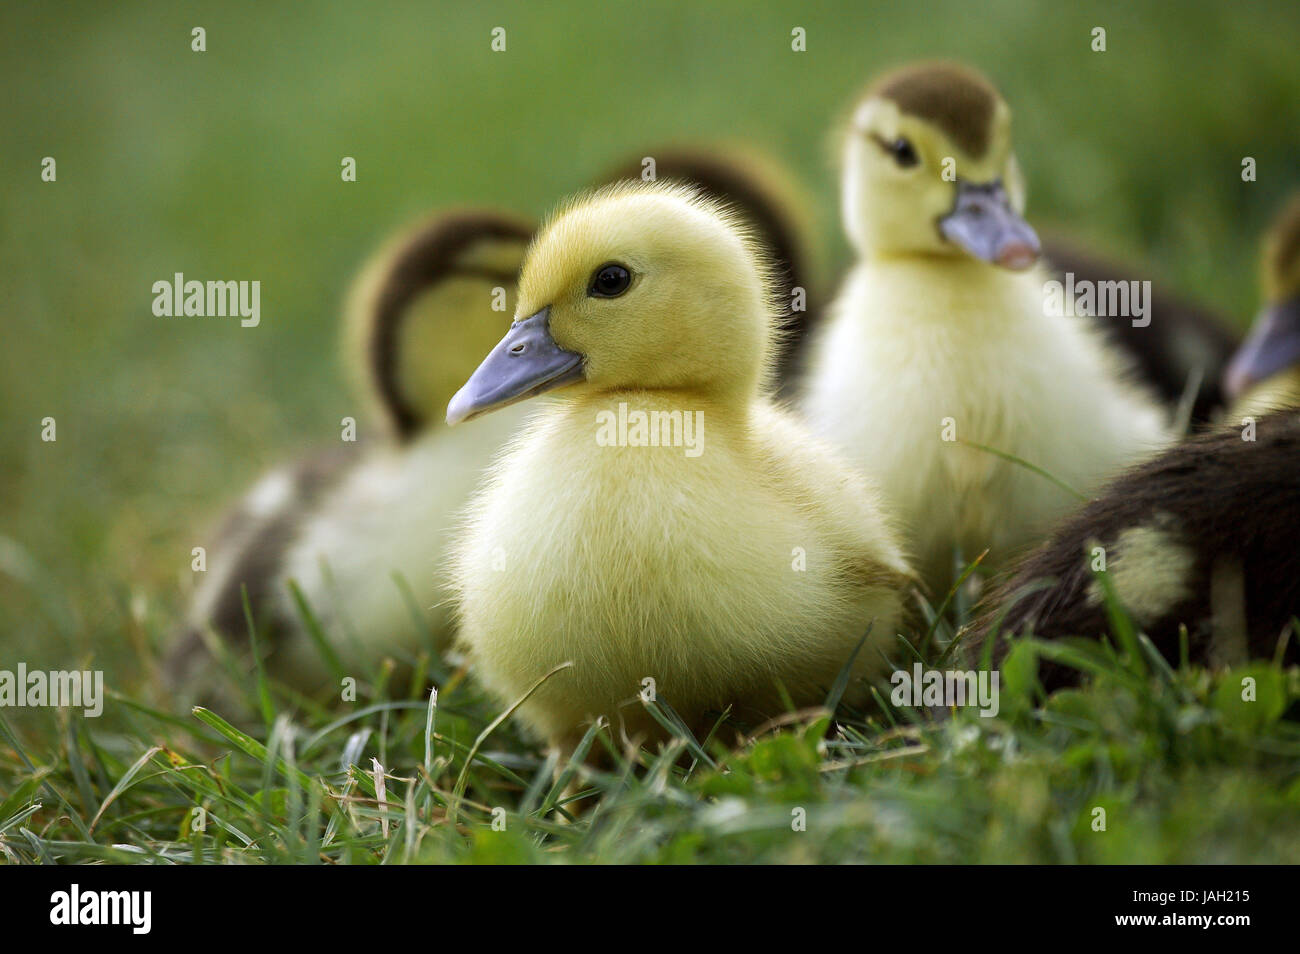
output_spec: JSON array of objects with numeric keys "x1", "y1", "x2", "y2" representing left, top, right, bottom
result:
[
  {"x1": 3, "y1": 0, "x2": 1300, "y2": 863},
  {"x1": 2, "y1": 575, "x2": 1298, "y2": 864}
]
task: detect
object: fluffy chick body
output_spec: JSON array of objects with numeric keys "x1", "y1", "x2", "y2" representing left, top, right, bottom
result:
[
  {"x1": 252, "y1": 406, "x2": 527, "y2": 683},
  {"x1": 804, "y1": 63, "x2": 1168, "y2": 593},
  {"x1": 450, "y1": 183, "x2": 911, "y2": 749},
  {"x1": 809, "y1": 255, "x2": 1168, "y2": 591},
  {"x1": 455, "y1": 393, "x2": 908, "y2": 746},
  {"x1": 167, "y1": 211, "x2": 533, "y2": 695}
]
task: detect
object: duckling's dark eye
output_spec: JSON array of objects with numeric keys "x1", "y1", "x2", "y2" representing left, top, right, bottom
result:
[
  {"x1": 889, "y1": 137, "x2": 919, "y2": 168},
  {"x1": 872, "y1": 134, "x2": 920, "y2": 169},
  {"x1": 589, "y1": 263, "x2": 632, "y2": 298}
]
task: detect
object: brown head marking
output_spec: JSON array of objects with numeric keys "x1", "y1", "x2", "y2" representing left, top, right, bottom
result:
[{"x1": 869, "y1": 62, "x2": 1001, "y2": 158}]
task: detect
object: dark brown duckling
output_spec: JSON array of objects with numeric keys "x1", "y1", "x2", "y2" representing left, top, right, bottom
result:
[{"x1": 972, "y1": 410, "x2": 1300, "y2": 689}]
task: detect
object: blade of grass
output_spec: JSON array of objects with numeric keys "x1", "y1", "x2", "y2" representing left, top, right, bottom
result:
[
  {"x1": 241, "y1": 585, "x2": 276, "y2": 729},
  {"x1": 450, "y1": 660, "x2": 573, "y2": 822},
  {"x1": 519, "y1": 749, "x2": 560, "y2": 818},
  {"x1": 89, "y1": 745, "x2": 162, "y2": 833},
  {"x1": 192, "y1": 706, "x2": 321, "y2": 794},
  {"x1": 538, "y1": 717, "x2": 607, "y2": 817},
  {"x1": 1172, "y1": 364, "x2": 1204, "y2": 437},
  {"x1": 300, "y1": 700, "x2": 424, "y2": 757},
  {"x1": 392, "y1": 571, "x2": 452, "y2": 686},
  {"x1": 287, "y1": 579, "x2": 348, "y2": 685},
  {"x1": 643, "y1": 695, "x2": 716, "y2": 770},
  {"x1": 922, "y1": 551, "x2": 987, "y2": 656},
  {"x1": 0, "y1": 710, "x2": 92, "y2": 839},
  {"x1": 1090, "y1": 567, "x2": 1147, "y2": 678},
  {"x1": 1137, "y1": 633, "x2": 1178, "y2": 686},
  {"x1": 422, "y1": 687, "x2": 438, "y2": 815},
  {"x1": 958, "y1": 440, "x2": 1087, "y2": 501},
  {"x1": 0, "y1": 802, "x2": 44, "y2": 836},
  {"x1": 938, "y1": 578, "x2": 1057, "y2": 669},
  {"x1": 62, "y1": 713, "x2": 97, "y2": 818},
  {"x1": 824, "y1": 624, "x2": 873, "y2": 716}
]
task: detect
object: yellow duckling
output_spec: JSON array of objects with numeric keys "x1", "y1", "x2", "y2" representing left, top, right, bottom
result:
[
  {"x1": 1224, "y1": 192, "x2": 1300, "y2": 419},
  {"x1": 344, "y1": 209, "x2": 534, "y2": 441},
  {"x1": 166, "y1": 211, "x2": 534, "y2": 694},
  {"x1": 597, "y1": 145, "x2": 827, "y2": 392},
  {"x1": 803, "y1": 62, "x2": 1169, "y2": 596},
  {"x1": 448, "y1": 182, "x2": 912, "y2": 751},
  {"x1": 169, "y1": 152, "x2": 823, "y2": 698}
]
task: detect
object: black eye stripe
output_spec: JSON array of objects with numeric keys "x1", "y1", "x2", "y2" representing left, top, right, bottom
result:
[{"x1": 588, "y1": 262, "x2": 632, "y2": 298}]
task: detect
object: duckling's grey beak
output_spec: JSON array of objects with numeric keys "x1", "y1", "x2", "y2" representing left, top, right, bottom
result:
[
  {"x1": 939, "y1": 180, "x2": 1041, "y2": 271},
  {"x1": 446, "y1": 306, "x2": 585, "y2": 425},
  {"x1": 1223, "y1": 297, "x2": 1300, "y2": 398}
]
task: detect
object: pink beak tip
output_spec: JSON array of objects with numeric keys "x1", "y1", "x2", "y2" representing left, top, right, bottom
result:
[{"x1": 997, "y1": 242, "x2": 1040, "y2": 271}]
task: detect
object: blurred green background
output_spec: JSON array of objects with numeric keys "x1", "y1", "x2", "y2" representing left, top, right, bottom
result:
[{"x1": 3, "y1": 0, "x2": 1299, "y2": 685}]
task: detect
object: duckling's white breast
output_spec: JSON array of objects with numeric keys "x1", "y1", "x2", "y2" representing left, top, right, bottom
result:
[{"x1": 804, "y1": 259, "x2": 1169, "y2": 583}]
